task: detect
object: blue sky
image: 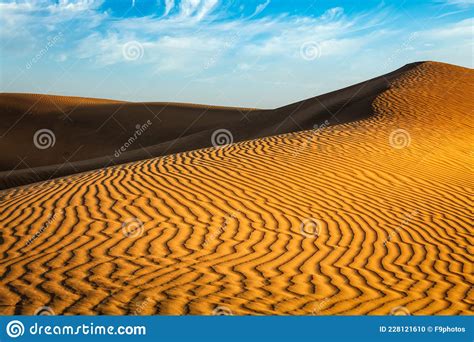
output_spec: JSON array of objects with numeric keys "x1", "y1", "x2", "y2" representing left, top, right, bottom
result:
[{"x1": 0, "y1": 0, "x2": 472, "y2": 107}]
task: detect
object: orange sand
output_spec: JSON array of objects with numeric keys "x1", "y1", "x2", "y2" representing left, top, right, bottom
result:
[{"x1": 0, "y1": 62, "x2": 472, "y2": 315}]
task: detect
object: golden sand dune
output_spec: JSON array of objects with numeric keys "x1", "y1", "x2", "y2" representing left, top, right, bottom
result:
[
  {"x1": 0, "y1": 63, "x2": 416, "y2": 189},
  {"x1": 0, "y1": 93, "x2": 125, "y2": 115},
  {"x1": 0, "y1": 92, "x2": 259, "y2": 189},
  {"x1": 0, "y1": 62, "x2": 472, "y2": 315}
]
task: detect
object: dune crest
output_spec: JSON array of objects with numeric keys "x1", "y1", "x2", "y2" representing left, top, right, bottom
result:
[
  {"x1": 0, "y1": 62, "x2": 472, "y2": 315},
  {"x1": 0, "y1": 63, "x2": 419, "y2": 189}
]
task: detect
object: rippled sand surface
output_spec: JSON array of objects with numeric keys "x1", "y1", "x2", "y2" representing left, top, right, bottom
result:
[{"x1": 0, "y1": 62, "x2": 472, "y2": 315}]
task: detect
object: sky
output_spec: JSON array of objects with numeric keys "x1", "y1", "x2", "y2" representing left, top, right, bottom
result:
[{"x1": 0, "y1": 0, "x2": 473, "y2": 108}]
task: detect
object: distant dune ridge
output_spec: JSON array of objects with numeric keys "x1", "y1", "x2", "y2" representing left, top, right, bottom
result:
[
  {"x1": 0, "y1": 62, "x2": 472, "y2": 315},
  {"x1": 0, "y1": 63, "x2": 421, "y2": 189}
]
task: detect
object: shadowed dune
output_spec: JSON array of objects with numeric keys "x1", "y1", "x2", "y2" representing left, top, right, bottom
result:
[
  {"x1": 0, "y1": 62, "x2": 472, "y2": 315},
  {"x1": 0, "y1": 63, "x2": 421, "y2": 189}
]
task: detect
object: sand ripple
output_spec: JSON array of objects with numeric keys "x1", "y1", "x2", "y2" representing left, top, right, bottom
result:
[{"x1": 0, "y1": 62, "x2": 472, "y2": 315}]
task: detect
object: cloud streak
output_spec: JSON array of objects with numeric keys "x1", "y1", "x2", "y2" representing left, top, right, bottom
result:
[
  {"x1": 0, "y1": 0, "x2": 472, "y2": 106},
  {"x1": 68, "y1": 4, "x2": 392, "y2": 73}
]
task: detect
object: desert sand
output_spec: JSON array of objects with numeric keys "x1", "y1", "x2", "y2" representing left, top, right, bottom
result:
[
  {"x1": 0, "y1": 62, "x2": 472, "y2": 315},
  {"x1": 0, "y1": 63, "x2": 418, "y2": 189}
]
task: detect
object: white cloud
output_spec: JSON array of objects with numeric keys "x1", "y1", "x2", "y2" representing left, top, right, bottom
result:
[
  {"x1": 0, "y1": 0, "x2": 104, "y2": 13},
  {"x1": 55, "y1": 4, "x2": 387, "y2": 73},
  {"x1": 178, "y1": 0, "x2": 200, "y2": 17},
  {"x1": 441, "y1": 0, "x2": 474, "y2": 7},
  {"x1": 320, "y1": 6, "x2": 344, "y2": 20},
  {"x1": 3, "y1": 1, "x2": 469, "y2": 75},
  {"x1": 251, "y1": 0, "x2": 270, "y2": 17},
  {"x1": 51, "y1": 0, "x2": 104, "y2": 12},
  {"x1": 1, "y1": 0, "x2": 472, "y2": 106},
  {"x1": 195, "y1": 0, "x2": 218, "y2": 20},
  {"x1": 164, "y1": 0, "x2": 174, "y2": 15},
  {"x1": 422, "y1": 17, "x2": 473, "y2": 39},
  {"x1": 0, "y1": 0, "x2": 104, "y2": 38}
]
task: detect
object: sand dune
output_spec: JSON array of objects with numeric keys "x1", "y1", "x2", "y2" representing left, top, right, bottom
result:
[
  {"x1": 0, "y1": 62, "x2": 472, "y2": 315},
  {"x1": 0, "y1": 63, "x2": 420, "y2": 189}
]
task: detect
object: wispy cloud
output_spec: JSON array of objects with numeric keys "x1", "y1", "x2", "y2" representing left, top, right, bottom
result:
[
  {"x1": 440, "y1": 0, "x2": 474, "y2": 8},
  {"x1": 1, "y1": 1, "x2": 388, "y2": 71},
  {"x1": 422, "y1": 17, "x2": 473, "y2": 38},
  {"x1": 0, "y1": 0, "x2": 472, "y2": 106},
  {"x1": 164, "y1": 0, "x2": 174, "y2": 16},
  {"x1": 251, "y1": 0, "x2": 270, "y2": 17},
  {"x1": 71, "y1": 5, "x2": 391, "y2": 73}
]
